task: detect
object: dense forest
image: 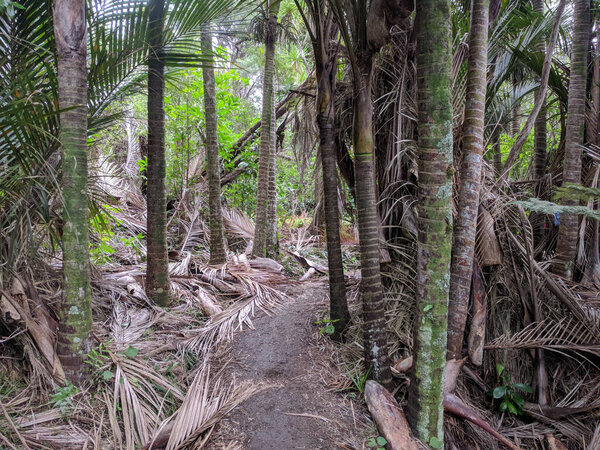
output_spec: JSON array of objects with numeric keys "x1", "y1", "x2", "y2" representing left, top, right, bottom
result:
[{"x1": 1, "y1": 0, "x2": 600, "y2": 448}]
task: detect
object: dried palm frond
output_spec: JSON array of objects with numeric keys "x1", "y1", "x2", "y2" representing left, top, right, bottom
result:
[
  {"x1": 485, "y1": 317, "x2": 600, "y2": 357},
  {"x1": 109, "y1": 353, "x2": 184, "y2": 449},
  {"x1": 222, "y1": 207, "x2": 255, "y2": 240},
  {"x1": 157, "y1": 365, "x2": 269, "y2": 450},
  {"x1": 111, "y1": 302, "x2": 157, "y2": 349}
]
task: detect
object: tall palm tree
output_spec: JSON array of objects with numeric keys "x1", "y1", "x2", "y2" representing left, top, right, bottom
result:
[
  {"x1": 532, "y1": 0, "x2": 547, "y2": 183},
  {"x1": 202, "y1": 24, "x2": 227, "y2": 265},
  {"x1": 53, "y1": 0, "x2": 93, "y2": 384},
  {"x1": 266, "y1": 73, "x2": 279, "y2": 257},
  {"x1": 295, "y1": 0, "x2": 350, "y2": 338},
  {"x1": 146, "y1": 0, "x2": 170, "y2": 306},
  {"x1": 553, "y1": 0, "x2": 590, "y2": 280},
  {"x1": 252, "y1": 0, "x2": 280, "y2": 258},
  {"x1": 407, "y1": 0, "x2": 453, "y2": 444},
  {"x1": 327, "y1": 0, "x2": 412, "y2": 386},
  {"x1": 448, "y1": 0, "x2": 490, "y2": 360}
]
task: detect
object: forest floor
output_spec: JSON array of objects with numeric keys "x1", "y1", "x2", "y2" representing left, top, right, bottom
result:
[{"x1": 208, "y1": 280, "x2": 374, "y2": 449}]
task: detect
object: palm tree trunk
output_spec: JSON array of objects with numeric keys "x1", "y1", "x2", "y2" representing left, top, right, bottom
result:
[
  {"x1": 315, "y1": 33, "x2": 350, "y2": 339},
  {"x1": 448, "y1": 0, "x2": 490, "y2": 360},
  {"x1": 408, "y1": 0, "x2": 453, "y2": 444},
  {"x1": 146, "y1": 0, "x2": 170, "y2": 305},
  {"x1": 492, "y1": 131, "x2": 502, "y2": 176},
  {"x1": 201, "y1": 25, "x2": 227, "y2": 265},
  {"x1": 252, "y1": 1, "x2": 279, "y2": 258},
  {"x1": 532, "y1": 0, "x2": 547, "y2": 184},
  {"x1": 553, "y1": 0, "x2": 590, "y2": 279},
  {"x1": 53, "y1": 0, "x2": 93, "y2": 384},
  {"x1": 353, "y1": 56, "x2": 392, "y2": 387},
  {"x1": 266, "y1": 81, "x2": 278, "y2": 257}
]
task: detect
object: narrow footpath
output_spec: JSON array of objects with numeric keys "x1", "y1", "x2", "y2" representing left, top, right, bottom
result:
[{"x1": 210, "y1": 281, "x2": 372, "y2": 449}]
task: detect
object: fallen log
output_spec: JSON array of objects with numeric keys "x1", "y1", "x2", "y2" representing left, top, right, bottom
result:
[{"x1": 364, "y1": 381, "x2": 418, "y2": 450}]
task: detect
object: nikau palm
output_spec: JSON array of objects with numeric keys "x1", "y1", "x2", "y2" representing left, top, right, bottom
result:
[
  {"x1": 252, "y1": 1, "x2": 280, "y2": 258},
  {"x1": 295, "y1": 0, "x2": 350, "y2": 337},
  {"x1": 4, "y1": 0, "x2": 600, "y2": 448},
  {"x1": 202, "y1": 24, "x2": 227, "y2": 265},
  {"x1": 146, "y1": 0, "x2": 170, "y2": 306},
  {"x1": 53, "y1": 0, "x2": 93, "y2": 384},
  {"x1": 553, "y1": 0, "x2": 590, "y2": 279},
  {"x1": 408, "y1": 0, "x2": 454, "y2": 444},
  {"x1": 448, "y1": 0, "x2": 490, "y2": 360},
  {"x1": 327, "y1": 0, "x2": 413, "y2": 386}
]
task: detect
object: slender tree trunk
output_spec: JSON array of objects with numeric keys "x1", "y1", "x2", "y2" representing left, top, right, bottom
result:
[
  {"x1": 146, "y1": 0, "x2": 170, "y2": 305},
  {"x1": 501, "y1": 0, "x2": 565, "y2": 177},
  {"x1": 447, "y1": 0, "x2": 490, "y2": 360},
  {"x1": 553, "y1": 0, "x2": 590, "y2": 279},
  {"x1": 53, "y1": 0, "x2": 93, "y2": 384},
  {"x1": 266, "y1": 78, "x2": 279, "y2": 257},
  {"x1": 408, "y1": 0, "x2": 453, "y2": 445},
  {"x1": 492, "y1": 131, "x2": 502, "y2": 176},
  {"x1": 201, "y1": 25, "x2": 227, "y2": 265},
  {"x1": 353, "y1": 56, "x2": 392, "y2": 387},
  {"x1": 314, "y1": 29, "x2": 350, "y2": 338},
  {"x1": 252, "y1": 1, "x2": 279, "y2": 258},
  {"x1": 511, "y1": 73, "x2": 521, "y2": 136},
  {"x1": 532, "y1": 0, "x2": 547, "y2": 183}
]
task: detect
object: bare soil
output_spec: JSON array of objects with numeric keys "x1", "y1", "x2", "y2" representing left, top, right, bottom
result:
[{"x1": 210, "y1": 280, "x2": 372, "y2": 449}]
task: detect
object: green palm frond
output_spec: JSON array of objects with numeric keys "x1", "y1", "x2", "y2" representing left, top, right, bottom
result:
[{"x1": 1, "y1": 0, "x2": 253, "y2": 273}]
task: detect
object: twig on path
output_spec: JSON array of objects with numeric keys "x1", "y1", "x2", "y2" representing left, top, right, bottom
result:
[{"x1": 284, "y1": 412, "x2": 330, "y2": 422}]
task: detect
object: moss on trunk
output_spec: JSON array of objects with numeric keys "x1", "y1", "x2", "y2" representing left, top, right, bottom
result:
[
  {"x1": 53, "y1": 0, "x2": 93, "y2": 384},
  {"x1": 408, "y1": 0, "x2": 454, "y2": 445}
]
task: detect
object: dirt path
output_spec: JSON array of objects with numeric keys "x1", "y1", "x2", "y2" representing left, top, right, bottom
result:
[{"x1": 211, "y1": 281, "x2": 372, "y2": 449}]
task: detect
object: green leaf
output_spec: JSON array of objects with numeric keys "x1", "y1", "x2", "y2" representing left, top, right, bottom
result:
[
  {"x1": 499, "y1": 401, "x2": 508, "y2": 412},
  {"x1": 125, "y1": 346, "x2": 139, "y2": 358},
  {"x1": 496, "y1": 363, "x2": 504, "y2": 376},
  {"x1": 507, "y1": 402, "x2": 518, "y2": 415},
  {"x1": 429, "y1": 436, "x2": 443, "y2": 448},
  {"x1": 367, "y1": 437, "x2": 376, "y2": 447},
  {"x1": 376, "y1": 436, "x2": 387, "y2": 446},
  {"x1": 423, "y1": 304, "x2": 433, "y2": 312},
  {"x1": 102, "y1": 370, "x2": 114, "y2": 381},
  {"x1": 512, "y1": 383, "x2": 533, "y2": 393},
  {"x1": 324, "y1": 324, "x2": 335, "y2": 335},
  {"x1": 513, "y1": 395, "x2": 525, "y2": 409},
  {"x1": 493, "y1": 386, "x2": 506, "y2": 399}
]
